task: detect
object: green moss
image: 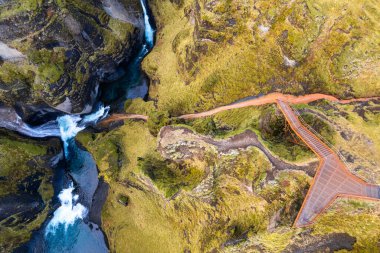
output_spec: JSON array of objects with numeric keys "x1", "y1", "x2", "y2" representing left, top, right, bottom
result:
[
  {"x1": 300, "y1": 112, "x2": 336, "y2": 145},
  {"x1": 312, "y1": 199, "x2": 380, "y2": 252},
  {"x1": 0, "y1": 0, "x2": 42, "y2": 19},
  {"x1": 77, "y1": 131, "x2": 123, "y2": 181},
  {"x1": 147, "y1": 110, "x2": 171, "y2": 136},
  {"x1": 218, "y1": 147, "x2": 271, "y2": 189},
  {"x1": 145, "y1": 0, "x2": 380, "y2": 117},
  {"x1": 0, "y1": 135, "x2": 55, "y2": 252},
  {"x1": 28, "y1": 48, "x2": 66, "y2": 86},
  {"x1": 0, "y1": 62, "x2": 35, "y2": 85},
  {"x1": 124, "y1": 98, "x2": 155, "y2": 115},
  {"x1": 138, "y1": 152, "x2": 205, "y2": 197}
]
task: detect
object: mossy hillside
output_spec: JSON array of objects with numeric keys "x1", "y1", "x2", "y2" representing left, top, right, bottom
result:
[
  {"x1": 0, "y1": 134, "x2": 57, "y2": 252},
  {"x1": 78, "y1": 120, "x2": 314, "y2": 252},
  {"x1": 0, "y1": 136, "x2": 47, "y2": 196},
  {"x1": 144, "y1": 0, "x2": 380, "y2": 116},
  {"x1": 294, "y1": 100, "x2": 380, "y2": 184},
  {"x1": 0, "y1": 0, "x2": 43, "y2": 19},
  {"x1": 312, "y1": 199, "x2": 380, "y2": 252},
  {"x1": 138, "y1": 152, "x2": 205, "y2": 197},
  {"x1": 0, "y1": 0, "x2": 142, "y2": 112},
  {"x1": 217, "y1": 147, "x2": 271, "y2": 188},
  {"x1": 81, "y1": 113, "x2": 380, "y2": 251},
  {"x1": 77, "y1": 120, "x2": 157, "y2": 182}
]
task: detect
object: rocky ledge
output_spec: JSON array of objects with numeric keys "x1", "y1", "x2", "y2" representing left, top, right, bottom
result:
[{"x1": 0, "y1": 0, "x2": 144, "y2": 116}]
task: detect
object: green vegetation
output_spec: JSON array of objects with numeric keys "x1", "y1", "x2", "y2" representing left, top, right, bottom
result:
[
  {"x1": 138, "y1": 152, "x2": 205, "y2": 197},
  {"x1": 0, "y1": 0, "x2": 42, "y2": 19},
  {"x1": 0, "y1": 134, "x2": 57, "y2": 252},
  {"x1": 312, "y1": 199, "x2": 380, "y2": 252},
  {"x1": 28, "y1": 48, "x2": 66, "y2": 87},
  {"x1": 147, "y1": 110, "x2": 171, "y2": 136},
  {"x1": 0, "y1": 0, "x2": 141, "y2": 111},
  {"x1": 144, "y1": 0, "x2": 380, "y2": 116},
  {"x1": 181, "y1": 105, "x2": 315, "y2": 163},
  {"x1": 300, "y1": 112, "x2": 336, "y2": 145},
  {"x1": 78, "y1": 121, "x2": 312, "y2": 252}
]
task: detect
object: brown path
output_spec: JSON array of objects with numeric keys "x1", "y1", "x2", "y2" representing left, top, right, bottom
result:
[
  {"x1": 277, "y1": 100, "x2": 380, "y2": 227},
  {"x1": 99, "y1": 93, "x2": 379, "y2": 125},
  {"x1": 97, "y1": 113, "x2": 148, "y2": 127},
  {"x1": 159, "y1": 126, "x2": 318, "y2": 178},
  {"x1": 179, "y1": 93, "x2": 379, "y2": 119}
]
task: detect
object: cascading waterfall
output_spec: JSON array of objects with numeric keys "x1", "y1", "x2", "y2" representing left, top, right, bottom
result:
[
  {"x1": 3, "y1": 0, "x2": 155, "y2": 252},
  {"x1": 140, "y1": 0, "x2": 155, "y2": 48},
  {"x1": 100, "y1": 0, "x2": 155, "y2": 104},
  {"x1": 45, "y1": 105, "x2": 109, "y2": 237},
  {"x1": 57, "y1": 105, "x2": 109, "y2": 155}
]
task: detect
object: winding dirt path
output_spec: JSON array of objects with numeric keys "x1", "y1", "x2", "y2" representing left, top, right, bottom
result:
[
  {"x1": 159, "y1": 126, "x2": 318, "y2": 178},
  {"x1": 98, "y1": 93, "x2": 379, "y2": 125}
]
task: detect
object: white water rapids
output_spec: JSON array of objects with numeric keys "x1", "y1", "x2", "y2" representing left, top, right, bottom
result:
[
  {"x1": 0, "y1": 0, "x2": 154, "y2": 251},
  {"x1": 45, "y1": 184, "x2": 87, "y2": 235},
  {"x1": 46, "y1": 104, "x2": 109, "y2": 234}
]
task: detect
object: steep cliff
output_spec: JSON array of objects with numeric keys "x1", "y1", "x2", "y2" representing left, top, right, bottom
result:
[{"x1": 0, "y1": 0, "x2": 144, "y2": 114}]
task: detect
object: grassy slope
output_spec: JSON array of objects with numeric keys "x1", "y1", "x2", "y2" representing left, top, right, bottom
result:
[
  {"x1": 79, "y1": 121, "x2": 310, "y2": 252},
  {"x1": 79, "y1": 113, "x2": 380, "y2": 252},
  {"x1": 294, "y1": 100, "x2": 380, "y2": 183},
  {"x1": 0, "y1": 0, "x2": 138, "y2": 108},
  {"x1": 144, "y1": 0, "x2": 380, "y2": 116}
]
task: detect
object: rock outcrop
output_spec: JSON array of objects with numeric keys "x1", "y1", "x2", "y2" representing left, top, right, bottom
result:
[{"x1": 0, "y1": 0, "x2": 144, "y2": 115}]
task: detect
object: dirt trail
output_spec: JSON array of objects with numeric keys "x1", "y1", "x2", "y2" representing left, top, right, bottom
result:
[
  {"x1": 98, "y1": 113, "x2": 148, "y2": 127},
  {"x1": 179, "y1": 93, "x2": 380, "y2": 119},
  {"x1": 158, "y1": 126, "x2": 318, "y2": 178},
  {"x1": 99, "y1": 93, "x2": 379, "y2": 125}
]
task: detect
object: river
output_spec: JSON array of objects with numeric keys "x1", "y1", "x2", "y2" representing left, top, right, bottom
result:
[{"x1": 5, "y1": 0, "x2": 155, "y2": 252}]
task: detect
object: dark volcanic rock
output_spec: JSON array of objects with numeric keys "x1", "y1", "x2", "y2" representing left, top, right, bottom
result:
[
  {"x1": 282, "y1": 232, "x2": 356, "y2": 253},
  {"x1": 89, "y1": 177, "x2": 110, "y2": 226},
  {"x1": 0, "y1": 194, "x2": 45, "y2": 224},
  {"x1": 0, "y1": 0, "x2": 144, "y2": 114}
]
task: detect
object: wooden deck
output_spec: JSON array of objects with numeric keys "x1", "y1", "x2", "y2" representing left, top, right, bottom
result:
[{"x1": 277, "y1": 100, "x2": 380, "y2": 227}]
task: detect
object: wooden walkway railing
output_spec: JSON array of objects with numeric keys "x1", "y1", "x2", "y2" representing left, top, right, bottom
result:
[{"x1": 277, "y1": 100, "x2": 380, "y2": 227}]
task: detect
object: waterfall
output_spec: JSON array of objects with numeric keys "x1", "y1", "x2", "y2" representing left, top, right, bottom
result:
[
  {"x1": 57, "y1": 105, "x2": 109, "y2": 155},
  {"x1": 45, "y1": 184, "x2": 87, "y2": 236},
  {"x1": 46, "y1": 104, "x2": 109, "y2": 235},
  {"x1": 140, "y1": 0, "x2": 155, "y2": 48}
]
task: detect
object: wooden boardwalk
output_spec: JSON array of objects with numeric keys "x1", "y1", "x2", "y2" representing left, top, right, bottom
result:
[{"x1": 277, "y1": 100, "x2": 380, "y2": 227}]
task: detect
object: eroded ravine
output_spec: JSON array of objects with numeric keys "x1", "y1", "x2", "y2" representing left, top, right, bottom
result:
[{"x1": 0, "y1": 0, "x2": 156, "y2": 252}]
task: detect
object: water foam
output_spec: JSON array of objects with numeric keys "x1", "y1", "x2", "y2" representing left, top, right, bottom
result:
[
  {"x1": 57, "y1": 105, "x2": 109, "y2": 154},
  {"x1": 46, "y1": 104, "x2": 109, "y2": 235},
  {"x1": 45, "y1": 184, "x2": 87, "y2": 235},
  {"x1": 140, "y1": 0, "x2": 155, "y2": 48}
]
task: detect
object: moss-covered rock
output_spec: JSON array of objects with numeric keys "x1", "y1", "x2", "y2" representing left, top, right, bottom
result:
[
  {"x1": 0, "y1": 131, "x2": 61, "y2": 252},
  {"x1": 0, "y1": 0, "x2": 144, "y2": 113}
]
